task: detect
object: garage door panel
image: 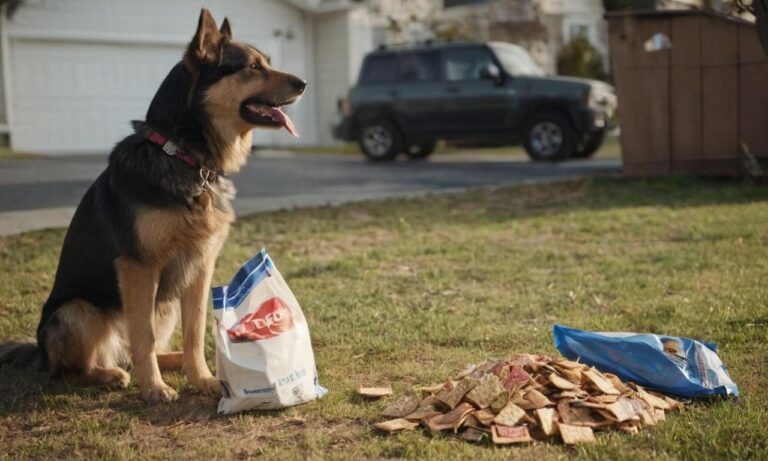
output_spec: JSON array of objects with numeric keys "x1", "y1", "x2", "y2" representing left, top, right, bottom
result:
[
  {"x1": 14, "y1": 100, "x2": 148, "y2": 150},
  {"x1": 11, "y1": 40, "x2": 182, "y2": 152},
  {"x1": 11, "y1": 37, "x2": 290, "y2": 153}
]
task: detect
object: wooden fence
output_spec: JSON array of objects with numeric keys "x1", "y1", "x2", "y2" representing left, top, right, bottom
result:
[{"x1": 607, "y1": 10, "x2": 768, "y2": 176}]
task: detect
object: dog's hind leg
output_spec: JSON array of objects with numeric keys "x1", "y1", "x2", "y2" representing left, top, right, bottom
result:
[
  {"x1": 155, "y1": 300, "x2": 183, "y2": 371},
  {"x1": 42, "y1": 299, "x2": 130, "y2": 388},
  {"x1": 62, "y1": 367, "x2": 130, "y2": 387}
]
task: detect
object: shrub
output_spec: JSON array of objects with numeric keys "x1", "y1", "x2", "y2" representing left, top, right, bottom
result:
[{"x1": 557, "y1": 36, "x2": 606, "y2": 81}]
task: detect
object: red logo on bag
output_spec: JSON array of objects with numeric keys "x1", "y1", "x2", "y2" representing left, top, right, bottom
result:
[{"x1": 227, "y1": 297, "x2": 295, "y2": 342}]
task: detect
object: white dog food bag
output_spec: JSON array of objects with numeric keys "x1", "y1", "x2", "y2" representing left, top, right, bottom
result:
[{"x1": 212, "y1": 249, "x2": 326, "y2": 414}]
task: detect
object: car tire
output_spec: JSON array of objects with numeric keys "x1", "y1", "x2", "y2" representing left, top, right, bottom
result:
[
  {"x1": 573, "y1": 130, "x2": 605, "y2": 159},
  {"x1": 523, "y1": 112, "x2": 576, "y2": 162},
  {"x1": 358, "y1": 120, "x2": 403, "y2": 162},
  {"x1": 404, "y1": 140, "x2": 437, "y2": 160}
]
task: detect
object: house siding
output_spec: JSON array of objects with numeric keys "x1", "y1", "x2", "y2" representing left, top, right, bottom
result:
[
  {"x1": 5, "y1": 0, "x2": 314, "y2": 153},
  {"x1": 313, "y1": 11, "x2": 349, "y2": 146}
]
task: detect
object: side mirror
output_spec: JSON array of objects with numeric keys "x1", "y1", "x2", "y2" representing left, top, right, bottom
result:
[{"x1": 480, "y1": 63, "x2": 503, "y2": 84}]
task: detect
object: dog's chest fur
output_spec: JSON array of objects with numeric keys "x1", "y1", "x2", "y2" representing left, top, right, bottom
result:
[{"x1": 134, "y1": 178, "x2": 236, "y2": 302}]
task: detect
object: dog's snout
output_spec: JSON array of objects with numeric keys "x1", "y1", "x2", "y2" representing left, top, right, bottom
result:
[{"x1": 290, "y1": 77, "x2": 307, "y2": 93}]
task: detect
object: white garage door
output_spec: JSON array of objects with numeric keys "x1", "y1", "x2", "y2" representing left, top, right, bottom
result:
[{"x1": 10, "y1": 37, "x2": 282, "y2": 154}]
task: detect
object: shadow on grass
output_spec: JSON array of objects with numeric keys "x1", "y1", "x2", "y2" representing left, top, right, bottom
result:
[
  {"x1": 520, "y1": 176, "x2": 767, "y2": 211},
  {"x1": 0, "y1": 365, "x2": 240, "y2": 425},
  {"x1": 377, "y1": 176, "x2": 768, "y2": 228},
  {"x1": 582, "y1": 176, "x2": 768, "y2": 208},
  {"x1": 223, "y1": 177, "x2": 768, "y2": 254}
]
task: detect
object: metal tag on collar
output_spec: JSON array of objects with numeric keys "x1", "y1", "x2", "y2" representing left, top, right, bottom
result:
[
  {"x1": 199, "y1": 167, "x2": 217, "y2": 193},
  {"x1": 162, "y1": 140, "x2": 179, "y2": 157}
]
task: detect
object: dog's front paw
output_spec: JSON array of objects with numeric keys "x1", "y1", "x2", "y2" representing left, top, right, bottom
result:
[
  {"x1": 109, "y1": 367, "x2": 131, "y2": 388},
  {"x1": 142, "y1": 382, "x2": 179, "y2": 404},
  {"x1": 193, "y1": 376, "x2": 222, "y2": 397}
]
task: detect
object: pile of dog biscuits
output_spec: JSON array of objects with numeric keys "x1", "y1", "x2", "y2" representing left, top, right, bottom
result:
[{"x1": 373, "y1": 354, "x2": 682, "y2": 445}]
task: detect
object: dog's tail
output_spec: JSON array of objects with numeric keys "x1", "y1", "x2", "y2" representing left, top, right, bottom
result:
[{"x1": 0, "y1": 338, "x2": 43, "y2": 369}]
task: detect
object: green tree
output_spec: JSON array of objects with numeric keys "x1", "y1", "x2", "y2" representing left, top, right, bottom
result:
[{"x1": 557, "y1": 36, "x2": 606, "y2": 81}]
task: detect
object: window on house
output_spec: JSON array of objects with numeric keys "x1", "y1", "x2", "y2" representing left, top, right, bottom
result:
[{"x1": 569, "y1": 24, "x2": 590, "y2": 41}]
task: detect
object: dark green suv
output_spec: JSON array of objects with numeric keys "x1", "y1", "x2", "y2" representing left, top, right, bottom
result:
[{"x1": 333, "y1": 41, "x2": 616, "y2": 162}]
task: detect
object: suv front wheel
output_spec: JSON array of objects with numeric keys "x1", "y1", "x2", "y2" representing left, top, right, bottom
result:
[
  {"x1": 523, "y1": 112, "x2": 576, "y2": 162},
  {"x1": 358, "y1": 120, "x2": 403, "y2": 162}
]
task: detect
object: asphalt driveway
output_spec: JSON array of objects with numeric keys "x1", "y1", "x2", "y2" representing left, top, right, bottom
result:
[{"x1": 0, "y1": 151, "x2": 621, "y2": 235}]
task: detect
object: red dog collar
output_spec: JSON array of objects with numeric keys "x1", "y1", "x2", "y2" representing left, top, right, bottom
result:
[
  {"x1": 146, "y1": 131, "x2": 219, "y2": 193},
  {"x1": 146, "y1": 131, "x2": 200, "y2": 168}
]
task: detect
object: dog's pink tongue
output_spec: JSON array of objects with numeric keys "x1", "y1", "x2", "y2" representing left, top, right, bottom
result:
[{"x1": 267, "y1": 107, "x2": 298, "y2": 138}]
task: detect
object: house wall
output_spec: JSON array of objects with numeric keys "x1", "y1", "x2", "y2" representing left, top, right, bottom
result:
[
  {"x1": 313, "y1": 10, "x2": 348, "y2": 146},
  {"x1": 538, "y1": 0, "x2": 609, "y2": 72},
  {"x1": 347, "y1": 8, "x2": 374, "y2": 84},
  {"x1": 555, "y1": 0, "x2": 609, "y2": 59},
  {"x1": 4, "y1": 0, "x2": 313, "y2": 153},
  {"x1": 312, "y1": 8, "x2": 373, "y2": 145},
  {"x1": 0, "y1": 16, "x2": 6, "y2": 128},
  {"x1": 439, "y1": 0, "x2": 609, "y2": 75}
]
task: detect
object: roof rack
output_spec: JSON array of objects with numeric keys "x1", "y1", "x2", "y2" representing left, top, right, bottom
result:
[{"x1": 375, "y1": 39, "x2": 471, "y2": 52}]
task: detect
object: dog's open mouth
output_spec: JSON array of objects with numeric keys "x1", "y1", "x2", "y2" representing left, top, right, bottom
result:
[{"x1": 241, "y1": 100, "x2": 298, "y2": 138}]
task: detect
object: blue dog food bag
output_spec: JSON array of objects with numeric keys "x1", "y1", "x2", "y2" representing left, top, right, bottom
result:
[
  {"x1": 212, "y1": 249, "x2": 326, "y2": 414},
  {"x1": 553, "y1": 324, "x2": 738, "y2": 398}
]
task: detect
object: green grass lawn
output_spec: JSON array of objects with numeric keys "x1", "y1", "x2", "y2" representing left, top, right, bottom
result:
[{"x1": 1, "y1": 177, "x2": 766, "y2": 460}]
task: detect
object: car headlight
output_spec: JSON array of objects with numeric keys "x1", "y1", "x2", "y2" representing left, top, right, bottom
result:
[{"x1": 588, "y1": 86, "x2": 617, "y2": 116}]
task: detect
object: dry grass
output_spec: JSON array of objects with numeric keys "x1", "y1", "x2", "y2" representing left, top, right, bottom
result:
[{"x1": 1, "y1": 177, "x2": 767, "y2": 460}]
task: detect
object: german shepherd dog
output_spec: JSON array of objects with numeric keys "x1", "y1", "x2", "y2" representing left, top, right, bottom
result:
[{"x1": 0, "y1": 9, "x2": 306, "y2": 403}]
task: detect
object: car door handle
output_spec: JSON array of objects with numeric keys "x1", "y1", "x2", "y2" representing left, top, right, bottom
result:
[{"x1": 446, "y1": 86, "x2": 460, "y2": 93}]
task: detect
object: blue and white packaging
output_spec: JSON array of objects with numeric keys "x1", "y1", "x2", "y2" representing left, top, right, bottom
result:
[
  {"x1": 553, "y1": 324, "x2": 738, "y2": 398},
  {"x1": 212, "y1": 249, "x2": 326, "y2": 414}
]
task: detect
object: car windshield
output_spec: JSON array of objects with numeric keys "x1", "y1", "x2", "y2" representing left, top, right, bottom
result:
[{"x1": 489, "y1": 43, "x2": 545, "y2": 77}]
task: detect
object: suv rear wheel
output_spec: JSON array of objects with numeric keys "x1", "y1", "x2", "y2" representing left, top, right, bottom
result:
[
  {"x1": 523, "y1": 112, "x2": 576, "y2": 162},
  {"x1": 404, "y1": 140, "x2": 437, "y2": 160},
  {"x1": 573, "y1": 131, "x2": 605, "y2": 159},
  {"x1": 358, "y1": 120, "x2": 403, "y2": 162}
]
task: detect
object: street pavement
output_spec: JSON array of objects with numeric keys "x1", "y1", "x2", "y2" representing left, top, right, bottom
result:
[{"x1": 0, "y1": 151, "x2": 621, "y2": 235}]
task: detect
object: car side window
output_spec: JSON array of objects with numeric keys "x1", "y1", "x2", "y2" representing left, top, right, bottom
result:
[
  {"x1": 443, "y1": 48, "x2": 495, "y2": 82},
  {"x1": 396, "y1": 52, "x2": 441, "y2": 82},
  {"x1": 359, "y1": 55, "x2": 395, "y2": 85}
]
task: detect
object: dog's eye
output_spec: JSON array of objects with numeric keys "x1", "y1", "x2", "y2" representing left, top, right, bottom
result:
[{"x1": 249, "y1": 62, "x2": 262, "y2": 71}]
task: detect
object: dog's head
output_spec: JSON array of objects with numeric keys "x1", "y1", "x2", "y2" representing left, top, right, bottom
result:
[
  {"x1": 146, "y1": 9, "x2": 306, "y2": 173},
  {"x1": 186, "y1": 9, "x2": 306, "y2": 137}
]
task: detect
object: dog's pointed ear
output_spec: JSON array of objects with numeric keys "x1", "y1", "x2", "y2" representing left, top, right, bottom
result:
[
  {"x1": 187, "y1": 8, "x2": 222, "y2": 66},
  {"x1": 220, "y1": 18, "x2": 233, "y2": 39}
]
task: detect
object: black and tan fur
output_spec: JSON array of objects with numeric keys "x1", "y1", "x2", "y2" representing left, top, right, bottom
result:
[{"x1": 0, "y1": 9, "x2": 307, "y2": 403}]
